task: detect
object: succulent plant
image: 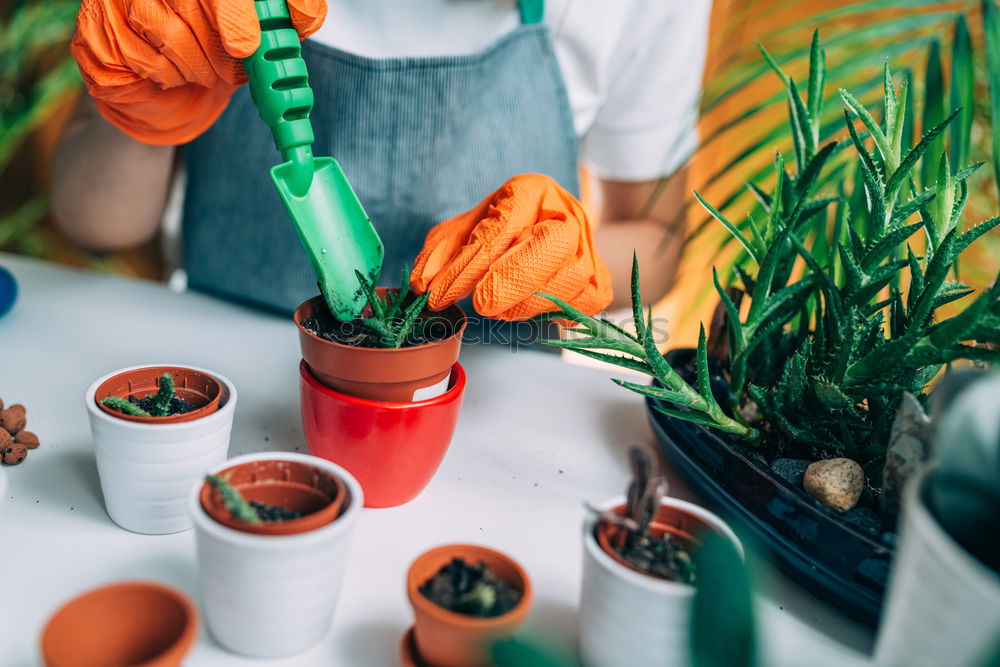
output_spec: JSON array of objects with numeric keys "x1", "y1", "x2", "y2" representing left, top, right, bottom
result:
[
  {"x1": 100, "y1": 373, "x2": 177, "y2": 418},
  {"x1": 206, "y1": 475, "x2": 262, "y2": 524},
  {"x1": 542, "y1": 34, "x2": 1000, "y2": 480},
  {"x1": 926, "y1": 371, "x2": 1000, "y2": 573},
  {"x1": 355, "y1": 265, "x2": 433, "y2": 348}
]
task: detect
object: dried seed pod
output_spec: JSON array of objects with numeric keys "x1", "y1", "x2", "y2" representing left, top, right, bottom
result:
[
  {"x1": 14, "y1": 431, "x2": 39, "y2": 450},
  {"x1": 2, "y1": 443, "x2": 27, "y2": 465},
  {"x1": 0, "y1": 404, "x2": 26, "y2": 435}
]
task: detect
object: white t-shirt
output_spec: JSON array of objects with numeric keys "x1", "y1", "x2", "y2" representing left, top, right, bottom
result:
[
  {"x1": 164, "y1": 0, "x2": 710, "y2": 281},
  {"x1": 310, "y1": 0, "x2": 711, "y2": 181}
]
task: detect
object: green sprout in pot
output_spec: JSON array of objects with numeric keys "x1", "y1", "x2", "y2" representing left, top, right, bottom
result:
[
  {"x1": 206, "y1": 475, "x2": 303, "y2": 523},
  {"x1": 101, "y1": 373, "x2": 192, "y2": 418},
  {"x1": 419, "y1": 558, "x2": 523, "y2": 618},
  {"x1": 354, "y1": 267, "x2": 432, "y2": 348},
  {"x1": 540, "y1": 33, "x2": 1000, "y2": 519},
  {"x1": 591, "y1": 446, "x2": 695, "y2": 584},
  {"x1": 302, "y1": 265, "x2": 449, "y2": 349}
]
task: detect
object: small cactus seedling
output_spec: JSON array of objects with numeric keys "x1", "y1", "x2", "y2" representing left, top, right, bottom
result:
[
  {"x1": 419, "y1": 558, "x2": 522, "y2": 618},
  {"x1": 206, "y1": 475, "x2": 262, "y2": 524},
  {"x1": 205, "y1": 475, "x2": 304, "y2": 524},
  {"x1": 591, "y1": 446, "x2": 695, "y2": 584},
  {"x1": 355, "y1": 265, "x2": 433, "y2": 348},
  {"x1": 101, "y1": 373, "x2": 186, "y2": 418}
]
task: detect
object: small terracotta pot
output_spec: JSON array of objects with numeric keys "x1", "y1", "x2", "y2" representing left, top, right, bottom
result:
[
  {"x1": 300, "y1": 360, "x2": 466, "y2": 507},
  {"x1": 95, "y1": 366, "x2": 222, "y2": 424},
  {"x1": 407, "y1": 544, "x2": 532, "y2": 667},
  {"x1": 594, "y1": 503, "x2": 706, "y2": 580},
  {"x1": 294, "y1": 291, "x2": 466, "y2": 402},
  {"x1": 40, "y1": 581, "x2": 197, "y2": 667},
  {"x1": 199, "y1": 458, "x2": 347, "y2": 536}
]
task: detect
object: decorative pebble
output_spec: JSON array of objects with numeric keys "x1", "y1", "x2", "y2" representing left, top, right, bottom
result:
[
  {"x1": 2, "y1": 443, "x2": 27, "y2": 465},
  {"x1": 770, "y1": 458, "x2": 811, "y2": 488},
  {"x1": 0, "y1": 404, "x2": 26, "y2": 435},
  {"x1": 0, "y1": 428, "x2": 10, "y2": 450},
  {"x1": 803, "y1": 458, "x2": 864, "y2": 513},
  {"x1": 14, "y1": 431, "x2": 39, "y2": 449},
  {"x1": 843, "y1": 506, "x2": 881, "y2": 536}
]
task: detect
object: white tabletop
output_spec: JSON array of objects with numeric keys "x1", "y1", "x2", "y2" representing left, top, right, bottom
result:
[{"x1": 0, "y1": 253, "x2": 874, "y2": 666}]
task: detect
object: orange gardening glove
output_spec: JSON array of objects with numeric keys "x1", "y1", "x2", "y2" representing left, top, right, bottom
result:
[
  {"x1": 71, "y1": 0, "x2": 326, "y2": 145},
  {"x1": 410, "y1": 174, "x2": 613, "y2": 321}
]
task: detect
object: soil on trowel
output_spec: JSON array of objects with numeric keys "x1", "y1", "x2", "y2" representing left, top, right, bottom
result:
[{"x1": 419, "y1": 558, "x2": 522, "y2": 618}]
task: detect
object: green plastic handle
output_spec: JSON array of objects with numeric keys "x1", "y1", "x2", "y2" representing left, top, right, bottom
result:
[{"x1": 243, "y1": 0, "x2": 315, "y2": 196}]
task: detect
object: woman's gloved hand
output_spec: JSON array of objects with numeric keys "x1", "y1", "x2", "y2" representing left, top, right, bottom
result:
[
  {"x1": 410, "y1": 174, "x2": 613, "y2": 321},
  {"x1": 71, "y1": 0, "x2": 326, "y2": 145}
]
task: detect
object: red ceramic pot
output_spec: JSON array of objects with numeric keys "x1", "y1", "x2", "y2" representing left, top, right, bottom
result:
[{"x1": 300, "y1": 360, "x2": 466, "y2": 508}]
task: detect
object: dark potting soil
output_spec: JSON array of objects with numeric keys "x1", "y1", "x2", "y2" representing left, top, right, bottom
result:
[
  {"x1": 419, "y1": 558, "x2": 522, "y2": 618},
  {"x1": 614, "y1": 531, "x2": 696, "y2": 584},
  {"x1": 303, "y1": 300, "x2": 455, "y2": 349},
  {"x1": 250, "y1": 501, "x2": 302, "y2": 522},
  {"x1": 128, "y1": 394, "x2": 195, "y2": 416}
]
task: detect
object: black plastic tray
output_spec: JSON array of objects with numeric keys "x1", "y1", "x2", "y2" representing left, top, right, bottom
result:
[{"x1": 647, "y1": 397, "x2": 892, "y2": 626}]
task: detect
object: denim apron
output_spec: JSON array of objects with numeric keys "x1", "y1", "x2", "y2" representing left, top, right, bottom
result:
[{"x1": 182, "y1": 0, "x2": 577, "y2": 320}]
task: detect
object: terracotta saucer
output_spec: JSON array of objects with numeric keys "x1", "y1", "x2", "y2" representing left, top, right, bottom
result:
[{"x1": 401, "y1": 626, "x2": 430, "y2": 667}]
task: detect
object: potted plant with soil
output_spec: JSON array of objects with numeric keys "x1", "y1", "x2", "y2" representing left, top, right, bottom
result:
[
  {"x1": 542, "y1": 36, "x2": 1000, "y2": 624},
  {"x1": 296, "y1": 268, "x2": 468, "y2": 507},
  {"x1": 579, "y1": 446, "x2": 741, "y2": 667},
  {"x1": 40, "y1": 581, "x2": 198, "y2": 667},
  {"x1": 85, "y1": 364, "x2": 237, "y2": 535},
  {"x1": 875, "y1": 372, "x2": 1000, "y2": 667},
  {"x1": 404, "y1": 543, "x2": 533, "y2": 667},
  {"x1": 190, "y1": 451, "x2": 363, "y2": 659}
]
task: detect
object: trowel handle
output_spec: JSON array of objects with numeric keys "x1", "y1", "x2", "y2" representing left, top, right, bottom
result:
[{"x1": 244, "y1": 0, "x2": 315, "y2": 188}]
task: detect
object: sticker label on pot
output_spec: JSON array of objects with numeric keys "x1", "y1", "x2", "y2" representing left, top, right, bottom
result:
[{"x1": 412, "y1": 374, "x2": 450, "y2": 402}]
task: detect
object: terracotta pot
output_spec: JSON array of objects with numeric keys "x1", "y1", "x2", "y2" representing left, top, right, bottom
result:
[
  {"x1": 40, "y1": 581, "x2": 197, "y2": 667},
  {"x1": 294, "y1": 292, "x2": 466, "y2": 402},
  {"x1": 95, "y1": 366, "x2": 222, "y2": 424},
  {"x1": 407, "y1": 544, "x2": 532, "y2": 667},
  {"x1": 199, "y1": 458, "x2": 347, "y2": 536},
  {"x1": 594, "y1": 503, "x2": 706, "y2": 579},
  {"x1": 300, "y1": 360, "x2": 466, "y2": 507}
]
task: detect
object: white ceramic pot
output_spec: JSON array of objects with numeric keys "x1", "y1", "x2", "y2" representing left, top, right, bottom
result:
[
  {"x1": 874, "y1": 470, "x2": 1000, "y2": 667},
  {"x1": 579, "y1": 495, "x2": 742, "y2": 667},
  {"x1": 85, "y1": 364, "x2": 237, "y2": 535},
  {"x1": 190, "y1": 451, "x2": 363, "y2": 659}
]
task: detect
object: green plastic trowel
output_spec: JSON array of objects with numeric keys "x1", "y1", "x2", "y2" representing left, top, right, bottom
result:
[{"x1": 243, "y1": 0, "x2": 383, "y2": 321}]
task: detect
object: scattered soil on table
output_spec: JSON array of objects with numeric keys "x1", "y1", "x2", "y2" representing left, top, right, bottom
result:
[
  {"x1": 419, "y1": 558, "x2": 522, "y2": 618},
  {"x1": 250, "y1": 501, "x2": 302, "y2": 521},
  {"x1": 612, "y1": 529, "x2": 696, "y2": 584},
  {"x1": 303, "y1": 299, "x2": 455, "y2": 349}
]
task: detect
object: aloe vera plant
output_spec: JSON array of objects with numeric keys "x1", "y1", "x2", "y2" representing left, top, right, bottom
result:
[
  {"x1": 542, "y1": 35, "x2": 1000, "y2": 477},
  {"x1": 354, "y1": 266, "x2": 433, "y2": 348}
]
